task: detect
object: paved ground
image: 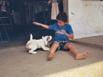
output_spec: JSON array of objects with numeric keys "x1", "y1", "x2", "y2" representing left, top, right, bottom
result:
[{"x1": 0, "y1": 36, "x2": 103, "y2": 77}]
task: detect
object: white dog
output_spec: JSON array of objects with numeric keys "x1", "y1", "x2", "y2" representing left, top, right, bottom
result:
[{"x1": 26, "y1": 34, "x2": 52, "y2": 54}]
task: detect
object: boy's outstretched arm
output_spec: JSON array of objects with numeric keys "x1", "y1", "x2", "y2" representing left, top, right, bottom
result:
[{"x1": 33, "y1": 21, "x2": 49, "y2": 29}]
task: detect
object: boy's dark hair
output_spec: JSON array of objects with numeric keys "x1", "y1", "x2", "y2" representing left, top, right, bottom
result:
[{"x1": 56, "y1": 12, "x2": 68, "y2": 22}]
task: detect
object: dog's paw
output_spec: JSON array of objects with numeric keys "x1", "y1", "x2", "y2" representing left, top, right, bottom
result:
[
  {"x1": 43, "y1": 48, "x2": 50, "y2": 51},
  {"x1": 28, "y1": 50, "x2": 37, "y2": 54}
]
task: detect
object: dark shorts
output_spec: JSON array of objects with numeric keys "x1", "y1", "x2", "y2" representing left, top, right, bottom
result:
[{"x1": 55, "y1": 41, "x2": 70, "y2": 51}]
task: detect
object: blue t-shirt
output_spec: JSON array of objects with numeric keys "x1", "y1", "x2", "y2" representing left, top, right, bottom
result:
[{"x1": 49, "y1": 23, "x2": 73, "y2": 42}]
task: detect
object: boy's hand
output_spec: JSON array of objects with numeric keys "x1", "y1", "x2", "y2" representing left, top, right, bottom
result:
[
  {"x1": 61, "y1": 30, "x2": 68, "y2": 35},
  {"x1": 56, "y1": 30, "x2": 68, "y2": 35},
  {"x1": 33, "y1": 21, "x2": 43, "y2": 26},
  {"x1": 56, "y1": 31, "x2": 64, "y2": 34},
  {"x1": 56, "y1": 30, "x2": 74, "y2": 40}
]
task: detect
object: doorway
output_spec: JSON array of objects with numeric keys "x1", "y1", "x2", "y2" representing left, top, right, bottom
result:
[{"x1": 0, "y1": 0, "x2": 66, "y2": 43}]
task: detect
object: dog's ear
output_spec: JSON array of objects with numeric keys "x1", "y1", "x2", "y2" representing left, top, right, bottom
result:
[
  {"x1": 47, "y1": 36, "x2": 52, "y2": 41},
  {"x1": 30, "y1": 34, "x2": 33, "y2": 40}
]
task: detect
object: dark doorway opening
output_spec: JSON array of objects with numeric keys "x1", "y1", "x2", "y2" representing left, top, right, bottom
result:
[{"x1": 0, "y1": 0, "x2": 64, "y2": 44}]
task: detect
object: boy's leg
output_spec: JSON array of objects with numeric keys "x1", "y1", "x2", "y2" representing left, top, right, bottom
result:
[
  {"x1": 47, "y1": 42, "x2": 59, "y2": 61},
  {"x1": 64, "y1": 43, "x2": 88, "y2": 60}
]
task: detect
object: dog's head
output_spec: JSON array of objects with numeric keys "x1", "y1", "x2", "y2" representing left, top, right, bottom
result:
[{"x1": 42, "y1": 36, "x2": 52, "y2": 45}]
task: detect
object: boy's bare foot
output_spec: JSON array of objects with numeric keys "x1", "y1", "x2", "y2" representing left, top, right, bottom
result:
[
  {"x1": 75, "y1": 52, "x2": 88, "y2": 60},
  {"x1": 47, "y1": 53, "x2": 55, "y2": 61}
]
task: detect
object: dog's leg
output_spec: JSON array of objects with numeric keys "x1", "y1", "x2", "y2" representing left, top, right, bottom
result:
[
  {"x1": 42, "y1": 46, "x2": 50, "y2": 51},
  {"x1": 28, "y1": 50, "x2": 37, "y2": 54}
]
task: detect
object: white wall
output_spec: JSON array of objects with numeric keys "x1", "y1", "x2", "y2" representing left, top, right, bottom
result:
[{"x1": 68, "y1": 0, "x2": 103, "y2": 39}]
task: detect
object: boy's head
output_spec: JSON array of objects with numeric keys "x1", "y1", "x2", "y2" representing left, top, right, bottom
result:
[{"x1": 56, "y1": 12, "x2": 68, "y2": 26}]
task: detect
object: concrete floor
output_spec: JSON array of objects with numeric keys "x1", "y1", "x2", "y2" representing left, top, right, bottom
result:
[{"x1": 0, "y1": 36, "x2": 103, "y2": 77}]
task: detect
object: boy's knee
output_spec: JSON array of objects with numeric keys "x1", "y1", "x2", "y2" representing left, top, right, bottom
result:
[
  {"x1": 52, "y1": 41, "x2": 60, "y2": 47},
  {"x1": 65, "y1": 43, "x2": 73, "y2": 48},
  {"x1": 54, "y1": 41, "x2": 60, "y2": 45},
  {"x1": 66, "y1": 42, "x2": 72, "y2": 46}
]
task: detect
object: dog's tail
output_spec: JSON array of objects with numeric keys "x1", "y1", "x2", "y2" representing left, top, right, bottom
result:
[{"x1": 30, "y1": 34, "x2": 33, "y2": 40}]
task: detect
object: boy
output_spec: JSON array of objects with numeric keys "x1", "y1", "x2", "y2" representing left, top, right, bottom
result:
[{"x1": 33, "y1": 12, "x2": 88, "y2": 61}]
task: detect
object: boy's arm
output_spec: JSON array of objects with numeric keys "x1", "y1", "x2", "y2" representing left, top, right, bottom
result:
[
  {"x1": 61, "y1": 30, "x2": 74, "y2": 40},
  {"x1": 33, "y1": 21, "x2": 49, "y2": 29},
  {"x1": 56, "y1": 30, "x2": 74, "y2": 39},
  {"x1": 67, "y1": 34, "x2": 74, "y2": 40},
  {"x1": 65, "y1": 33, "x2": 74, "y2": 40}
]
